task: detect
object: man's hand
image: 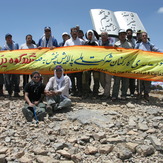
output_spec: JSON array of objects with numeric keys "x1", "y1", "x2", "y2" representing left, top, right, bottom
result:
[
  {"x1": 33, "y1": 101, "x2": 39, "y2": 105},
  {"x1": 29, "y1": 102, "x2": 35, "y2": 107},
  {"x1": 49, "y1": 46, "x2": 56, "y2": 50},
  {"x1": 45, "y1": 90, "x2": 56, "y2": 96}
]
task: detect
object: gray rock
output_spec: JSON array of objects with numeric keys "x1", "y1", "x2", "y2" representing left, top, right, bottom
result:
[
  {"x1": 36, "y1": 155, "x2": 59, "y2": 163},
  {"x1": 67, "y1": 109, "x2": 112, "y2": 128},
  {"x1": 33, "y1": 147, "x2": 48, "y2": 155},
  {"x1": 107, "y1": 137, "x2": 126, "y2": 144},
  {"x1": 78, "y1": 135, "x2": 90, "y2": 142},
  {"x1": 126, "y1": 102, "x2": 135, "y2": 108},
  {"x1": 92, "y1": 132, "x2": 106, "y2": 141},
  {"x1": 116, "y1": 144, "x2": 132, "y2": 160},
  {"x1": 125, "y1": 142, "x2": 138, "y2": 153},
  {"x1": 18, "y1": 154, "x2": 33, "y2": 163},
  {"x1": 128, "y1": 117, "x2": 137, "y2": 128},
  {"x1": 98, "y1": 144, "x2": 114, "y2": 154},
  {"x1": 0, "y1": 154, "x2": 7, "y2": 163},
  {"x1": 0, "y1": 147, "x2": 8, "y2": 154},
  {"x1": 149, "y1": 136, "x2": 163, "y2": 151},
  {"x1": 85, "y1": 146, "x2": 98, "y2": 155},
  {"x1": 52, "y1": 143, "x2": 68, "y2": 150},
  {"x1": 5, "y1": 137, "x2": 11, "y2": 143},
  {"x1": 56, "y1": 150, "x2": 71, "y2": 159},
  {"x1": 138, "y1": 122, "x2": 149, "y2": 131},
  {"x1": 146, "y1": 108, "x2": 160, "y2": 115},
  {"x1": 136, "y1": 145, "x2": 155, "y2": 156},
  {"x1": 152, "y1": 116, "x2": 163, "y2": 121}
]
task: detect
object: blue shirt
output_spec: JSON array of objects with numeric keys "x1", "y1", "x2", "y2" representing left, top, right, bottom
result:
[
  {"x1": 2, "y1": 43, "x2": 19, "y2": 50},
  {"x1": 135, "y1": 41, "x2": 161, "y2": 52},
  {"x1": 37, "y1": 37, "x2": 59, "y2": 47}
]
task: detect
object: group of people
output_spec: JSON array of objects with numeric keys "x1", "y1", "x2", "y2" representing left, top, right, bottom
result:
[
  {"x1": 22, "y1": 65, "x2": 71, "y2": 122},
  {"x1": 0, "y1": 25, "x2": 161, "y2": 122}
]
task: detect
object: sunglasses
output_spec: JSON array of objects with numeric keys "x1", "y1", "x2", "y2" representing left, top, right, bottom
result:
[
  {"x1": 56, "y1": 69, "x2": 62, "y2": 72},
  {"x1": 33, "y1": 76, "x2": 40, "y2": 79}
]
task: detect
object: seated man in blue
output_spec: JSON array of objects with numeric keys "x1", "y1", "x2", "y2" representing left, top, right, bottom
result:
[{"x1": 22, "y1": 71, "x2": 46, "y2": 122}]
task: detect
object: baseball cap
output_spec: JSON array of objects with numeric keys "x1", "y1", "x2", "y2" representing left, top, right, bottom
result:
[
  {"x1": 118, "y1": 29, "x2": 126, "y2": 34},
  {"x1": 5, "y1": 33, "x2": 12, "y2": 38},
  {"x1": 44, "y1": 26, "x2": 51, "y2": 31},
  {"x1": 62, "y1": 32, "x2": 69, "y2": 36},
  {"x1": 137, "y1": 30, "x2": 143, "y2": 34}
]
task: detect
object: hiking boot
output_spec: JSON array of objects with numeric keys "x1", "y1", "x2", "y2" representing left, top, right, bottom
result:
[
  {"x1": 136, "y1": 93, "x2": 142, "y2": 100},
  {"x1": 101, "y1": 95, "x2": 110, "y2": 100},
  {"x1": 111, "y1": 97, "x2": 117, "y2": 101},
  {"x1": 144, "y1": 93, "x2": 149, "y2": 101},
  {"x1": 121, "y1": 96, "x2": 126, "y2": 100},
  {"x1": 22, "y1": 108, "x2": 33, "y2": 122},
  {"x1": 14, "y1": 92, "x2": 20, "y2": 97},
  {"x1": 47, "y1": 99, "x2": 56, "y2": 106},
  {"x1": 37, "y1": 112, "x2": 46, "y2": 121},
  {"x1": 82, "y1": 93, "x2": 89, "y2": 99},
  {"x1": 46, "y1": 105, "x2": 53, "y2": 116}
]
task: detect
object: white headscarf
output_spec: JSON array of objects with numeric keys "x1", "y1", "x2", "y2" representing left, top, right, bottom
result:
[
  {"x1": 40, "y1": 34, "x2": 54, "y2": 47},
  {"x1": 54, "y1": 69, "x2": 72, "y2": 90},
  {"x1": 86, "y1": 30, "x2": 97, "y2": 43}
]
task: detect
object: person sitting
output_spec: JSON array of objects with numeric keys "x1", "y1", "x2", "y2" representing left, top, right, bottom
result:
[
  {"x1": 22, "y1": 71, "x2": 46, "y2": 122},
  {"x1": 45, "y1": 65, "x2": 71, "y2": 116}
]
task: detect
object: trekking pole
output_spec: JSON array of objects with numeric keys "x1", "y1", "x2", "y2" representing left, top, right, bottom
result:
[{"x1": 33, "y1": 106, "x2": 39, "y2": 124}]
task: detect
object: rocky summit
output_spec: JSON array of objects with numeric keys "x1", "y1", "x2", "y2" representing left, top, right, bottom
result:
[{"x1": 0, "y1": 91, "x2": 163, "y2": 163}]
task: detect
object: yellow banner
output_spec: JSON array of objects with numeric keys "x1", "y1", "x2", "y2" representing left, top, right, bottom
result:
[{"x1": 0, "y1": 46, "x2": 163, "y2": 81}]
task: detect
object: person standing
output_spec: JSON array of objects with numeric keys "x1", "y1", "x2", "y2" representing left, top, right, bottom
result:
[
  {"x1": 82, "y1": 30, "x2": 99, "y2": 99},
  {"x1": 112, "y1": 29, "x2": 132, "y2": 100},
  {"x1": 38, "y1": 26, "x2": 59, "y2": 84},
  {"x1": 59, "y1": 32, "x2": 70, "y2": 47},
  {"x1": 126, "y1": 29, "x2": 136, "y2": 97},
  {"x1": 64, "y1": 27, "x2": 85, "y2": 96},
  {"x1": 135, "y1": 32, "x2": 162, "y2": 101},
  {"x1": 99, "y1": 31, "x2": 113, "y2": 100},
  {"x1": 20, "y1": 34, "x2": 37, "y2": 89},
  {"x1": 2, "y1": 34, "x2": 20, "y2": 97}
]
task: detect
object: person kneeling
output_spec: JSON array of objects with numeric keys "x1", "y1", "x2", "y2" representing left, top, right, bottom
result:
[
  {"x1": 45, "y1": 65, "x2": 71, "y2": 116},
  {"x1": 22, "y1": 71, "x2": 46, "y2": 122}
]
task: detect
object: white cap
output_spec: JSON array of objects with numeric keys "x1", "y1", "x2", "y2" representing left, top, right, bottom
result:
[
  {"x1": 62, "y1": 32, "x2": 69, "y2": 36},
  {"x1": 118, "y1": 29, "x2": 126, "y2": 34}
]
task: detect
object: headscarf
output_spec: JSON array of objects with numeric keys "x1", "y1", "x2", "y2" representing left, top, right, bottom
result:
[{"x1": 86, "y1": 30, "x2": 97, "y2": 43}]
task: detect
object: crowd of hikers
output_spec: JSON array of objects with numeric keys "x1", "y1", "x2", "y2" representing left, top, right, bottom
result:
[{"x1": 0, "y1": 25, "x2": 162, "y2": 122}]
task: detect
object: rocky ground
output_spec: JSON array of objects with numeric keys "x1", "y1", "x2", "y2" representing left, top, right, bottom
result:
[{"x1": 0, "y1": 89, "x2": 163, "y2": 163}]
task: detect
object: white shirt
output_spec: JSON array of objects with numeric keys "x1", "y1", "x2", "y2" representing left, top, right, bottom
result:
[
  {"x1": 64, "y1": 37, "x2": 85, "y2": 46},
  {"x1": 20, "y1": 43, "x2": 37, "y2": 49},
  {"x1": 114, "y1": 40, "x2": 132, "y2": 49},
  {"x1": 45, "y1": 75, "x2": 71, "y2": 98}
]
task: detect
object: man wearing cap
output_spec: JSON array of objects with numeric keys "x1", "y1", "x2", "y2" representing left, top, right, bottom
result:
[
  {"x1": 45, "y1": 65, "x2": 71, "y2": 116},
  {"x1": 64, "y1": 27, "x2": 85, "y2": 96},
  {"x1": 2, "y1": 34, "x2": 20, "y2": 97},
  {"x1": 38, "y1": 26, "x2": 59, "y2": 48},
  {"x1": 38, "y1": 26, "x2": 59, "y2": 84},
  {"x1": 112, "y1": 29, "x2": 132, "y2": 100},
  {"x1": 59, "y1": 32, "x2": 70, "y2": 47}
]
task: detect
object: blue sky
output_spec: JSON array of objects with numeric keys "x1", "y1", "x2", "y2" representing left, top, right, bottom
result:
[{"x1": 0, "y1": 0, "x2": 162, "y2": 50}]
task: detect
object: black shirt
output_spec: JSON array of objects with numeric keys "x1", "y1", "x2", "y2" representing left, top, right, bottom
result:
[{"x1": 24, "y1": 81, "x2": 45, "y2": 102}]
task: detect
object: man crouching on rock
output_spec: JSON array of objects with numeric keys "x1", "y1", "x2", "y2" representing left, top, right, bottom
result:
[
  {"x1": 45, "y1": 65, "x2": 71, "y2": 116},
  {"x1": 22, "y1": 71, "x2": 46, "y2": 122}
]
